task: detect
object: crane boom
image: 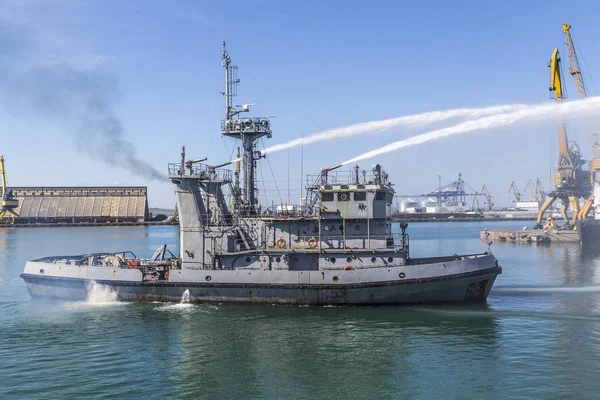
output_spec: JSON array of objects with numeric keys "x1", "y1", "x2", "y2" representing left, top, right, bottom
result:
[
  {"x1": 563, "y1": 23, "x2": 600, "y2": 157},
  {"x1": 0, "y1": 155, "x2": 7, "y2": 196},
  {"x1": 524, "y1": 179, "x2": 539, "y2": 202},
  {"x1": 481, "y1": 185, "x2": 493, "y2": 211},
  {"x1": 0, "y1": 155, "x2": 19, "y2": 224},
  {"x1": 509, "y1": 181, "x2": 522, "y2": 202},
  {"x1": 563, "y1": 24, "x2": 587, "y2": 98}
]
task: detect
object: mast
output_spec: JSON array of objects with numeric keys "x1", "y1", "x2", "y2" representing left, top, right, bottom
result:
[{"x1": 220, "y1": 41, "x2": 272, "y2": 215}]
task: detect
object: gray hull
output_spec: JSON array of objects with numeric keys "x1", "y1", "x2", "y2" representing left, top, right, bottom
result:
[{"x1": 21, "y1": 266, "x2": 500, "y2": 305}]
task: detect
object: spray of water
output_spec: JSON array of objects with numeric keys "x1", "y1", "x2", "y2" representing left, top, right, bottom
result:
[
  {"x1": 225, "y1": 104, "x2": 529, "y2": 163},
  {"x1": 340, "y1": 96, "x2": 600, "y2": 165},
  {"x1": 261, "y1": 104, "x2": 529, "y2": 156},
  {"x1": 85, "y1": 281, "x2": 119, "y2": 304},
  {"x1": 181, "y1": 289, "x2": 191, "y2": 303}
]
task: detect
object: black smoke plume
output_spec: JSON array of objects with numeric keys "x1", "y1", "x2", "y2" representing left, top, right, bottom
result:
[{"x1": 1, "y1": 64, "x2": 167, "y2": 181}]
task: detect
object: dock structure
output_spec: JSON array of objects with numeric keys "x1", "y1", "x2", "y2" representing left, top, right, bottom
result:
[
  {"x1": 480, "y1": 228, "x2": 579, "y2": 244},
  {"x1": 9, "y1": 186, "x2": 149, "y2": 224}
]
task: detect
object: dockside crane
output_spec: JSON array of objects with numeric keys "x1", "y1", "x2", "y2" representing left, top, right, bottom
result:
[
  {"x1": 536, "y1": 178, "x2": 546, "y2": 201},
  {"x1": 509, "y1": 181, "x2": 522, "y2": 203},
  {"x1": 535, "y1": 47, "x2": 591, "y2": 228},
  {"x1": 524, "y1": 179, "x2": 539, "y2": 201},
  {"x1": 481, "y1": 185, "x2": 493, "y2": 211},
  {"x1": 561, "y1": 23, "x2": 600, "y2": 222},
  {"x1": 0, "y1": 155, "x2": 18, "y2": 224}
]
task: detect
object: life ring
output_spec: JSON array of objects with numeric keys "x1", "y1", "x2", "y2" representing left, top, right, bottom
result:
[
  {"x1": 344, "y1": 266, "x2": 354, "y2": 271},
  {"x1": 307, "y1": 237, "x2": 318, "y2": 249},
  {"x1": 276, "y1": 237, "x2": 287, "y2": 249}
]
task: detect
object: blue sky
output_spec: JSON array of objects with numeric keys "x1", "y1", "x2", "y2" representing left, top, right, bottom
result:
[{"x1": 1, "y1": 0, "x2": 600, "y2": 208}]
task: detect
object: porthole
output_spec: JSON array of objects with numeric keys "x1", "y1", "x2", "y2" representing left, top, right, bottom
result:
[
  {"x1": 245, "y1": 257, "x2": 251, "y2": 263},
  {"x1": 388, "y1": 257, "x2": 394, "y2": 262},
  {"x1": 205, "y1": 276, "x2": 212, "y2": 281},
  {"x1": 39, "y1": 269, "x2": 45, "y2": 274},
  {"x1": 399, "y1": 273, "x2": 406, "y2": 279},
  {"x1": 371, "y1": 257, "x2": 377, "y2": 263},
  {"x1": 333, "y1": 276, "x2": 339, "y2": 282},
  {"x1": 355, "y1": 225, "x2": 361, "y2": 231},
  {"x1": 276, "y1": 257, "x2": 281, "y2": 263},
  {"x1": 331, "y1": 257, "x2": 336, "y2": 263},
  {"x1": 346, "y1": 257, "x2": 353, "y2": 263}
]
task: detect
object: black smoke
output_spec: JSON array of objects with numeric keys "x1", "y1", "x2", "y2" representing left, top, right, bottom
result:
[{"x1": 0, "y1": 64, "x2": 167, "y2": 181}]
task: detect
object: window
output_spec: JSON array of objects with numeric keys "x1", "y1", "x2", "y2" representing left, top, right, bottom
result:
[
  {"x1": 354, "y1": 192, "x2": 366, "y2": 201},
  {"x1": 321, "y1": 192, "x2": 334, "y2": 201},
  {"x1": 375, "y1": 191, "x2": 386, "y2": 200},
  {"x1": 338, "y1": 192, "x2": 350, "y2": 202}
]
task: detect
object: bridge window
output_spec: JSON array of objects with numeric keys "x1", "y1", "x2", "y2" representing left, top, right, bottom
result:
[
  {"x1": 375, "y1": 191, "x2": 386, "y2": 200},
  {"x1": 321, "y1": 192, "x2": 334, "y2": 201},
  {"x1": 354, "y1": 192, "x2": 366, "y2": 201}
]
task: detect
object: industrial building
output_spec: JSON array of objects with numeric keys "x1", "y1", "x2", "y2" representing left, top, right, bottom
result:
[{"x1": 11, "y1": 186, "x2": 149, "y2": 223}]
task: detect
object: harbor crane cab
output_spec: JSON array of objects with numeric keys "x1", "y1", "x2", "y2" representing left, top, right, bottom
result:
[{"x1": 0, "y1": 155, "x2": 18, "y2": 224}]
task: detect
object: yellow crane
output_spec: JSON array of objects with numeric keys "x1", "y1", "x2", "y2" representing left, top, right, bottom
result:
[
  {"x1": 535, "y1": 48, "x2": 591, "y2": 228},
  {"x1": 562, "y1": 23, "x2": 600, "y2": 221},
  {"x1": 0, "y1": 155, "x2": 19, "y2": 224}
]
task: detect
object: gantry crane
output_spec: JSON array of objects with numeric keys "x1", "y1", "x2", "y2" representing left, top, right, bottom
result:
[
  {"x1": 0, "y1": 155, "x2": 19, "y2": 224},
  {"x1": 509, "y1": 181, "x2": 522, "y2": 203},
  {"x1": 561, "y1": 23, "x2": 600, "y2": 222},
  {"x1": 535, "y1": 48, "x2": 591, "y2": 228}
]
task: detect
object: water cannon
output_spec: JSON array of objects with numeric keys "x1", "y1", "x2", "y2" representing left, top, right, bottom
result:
[
  {"x1": 185, "y1": 157, "x2": 207, "y2": 168},
  {"x1": 321, "y1": 164, "x2": 343, "y2": 174},
  {"x1": 210, "y1": 161, "x2": 233, "y2": 169},
  {"x1": 320, "y1": 164, "x2": 342, "y2": 186}
]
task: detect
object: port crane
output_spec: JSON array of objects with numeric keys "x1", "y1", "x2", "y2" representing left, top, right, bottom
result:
[
  {"x1": 560, "y1": 23, "x2": 600, "y2": 222},
  {"x1": 524, "y1": 179, "x2": 539, "y2": 201},
  {"x1": 0, "y1": 155, "x2": 18, "y2": 224},
  {"x1": 509, "y1": 181, "x2": 522, "y2": 203},
  {"x1": 481, "y1": 185, "x2": 493, "y2": 211},
  {"x1": 535, "y1": 47, "x2": 591, "y2": 228},
  {"x1": 535, "y1": 178, "x2": 546, "y2": 201}
]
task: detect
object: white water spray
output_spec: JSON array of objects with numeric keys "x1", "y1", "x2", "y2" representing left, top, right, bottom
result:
[
  {"x1": 263, "y1": 104, "x2": 528, "y2": 155},
  {"x1": 340, "y1": 96, "x2": 600, "y2": 165},
  {"x1": 226, "y1": 104, "x2": 528, "y2": 163},
  {"x1": 86, "y1": 281, "x2": 119, "y2": 304},
  {"x1": 181, "y1": 289, "x2": 191, "y2": 304}
]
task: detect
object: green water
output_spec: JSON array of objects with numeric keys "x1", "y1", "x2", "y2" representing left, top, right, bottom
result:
[{"x1": 2, "y1": 222, "x2": 600, "y2": 399}]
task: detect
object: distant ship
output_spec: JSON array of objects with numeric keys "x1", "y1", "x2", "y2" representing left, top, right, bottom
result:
[{"x1": 21, "y1": 43, "x2": 502, "y2": 305}]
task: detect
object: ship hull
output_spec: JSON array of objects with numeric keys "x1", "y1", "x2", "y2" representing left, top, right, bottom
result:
[
  {"x1": 21, "y1": 261, "x2": 501, "y2": 306},
  {"x1": 577, "y1": 219, "x2": 600, "y2": 245}
]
